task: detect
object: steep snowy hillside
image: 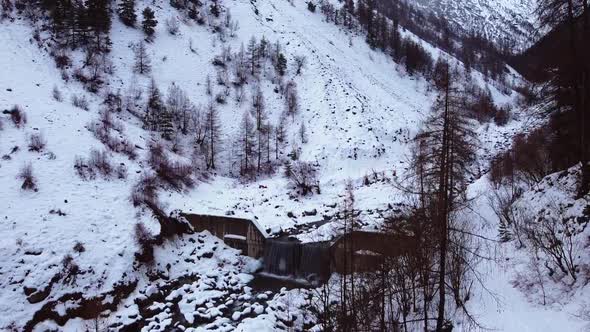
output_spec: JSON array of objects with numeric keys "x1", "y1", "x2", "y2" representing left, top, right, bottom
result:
[
  {"x1": 0, "y1": 0, "x2": 559, "y2": 330},
  {"x1": 414, "y1": 0, "x2": 538, "y2": 48}
]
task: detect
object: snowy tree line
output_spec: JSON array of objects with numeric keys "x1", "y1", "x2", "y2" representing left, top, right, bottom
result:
[{"x1": 313, "y1": 0, "x2": 511, "y2": 83}]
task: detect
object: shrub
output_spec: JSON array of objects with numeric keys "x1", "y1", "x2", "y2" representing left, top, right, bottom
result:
[
  {"x1": 73, "y1": 241, "x2": 86, "y2": 253},
  {"x1": 74, "y1": 155, "x2": 91, "y2": 180},
  {"x1": 61, "y1": 254, "x2": 80, "y2": 284},
  {"x1": 88, "y1": 149, "x2": 113, "y2": 177},
  {"x1": 54, "y1": 53, "x2": 71, "y2": 69},
  {"x1": 307, "y1": 1, "x2": 316, "y2": 12},
  {"x1": 28, "y1": 133, "x2": 46, "y2": 152},
  {"x1": 120, "y1": 139, "x2": 138, "y2": 160},
  {"x1": 285, "y1": 160, "x2": 320, "y2": 196},
  {"x1": 7, "y1": 105, "x2": 27, "y2": 128},
  {"x1": 494, "y1": 106, "x2": 510, "y2": 126},
  {"x1": 215, "y1": 92, "x2": 226, "y2": 104},
  {"x1": 75, "y1": 149, "x2": 115, "y2": 180},
  {"x1": 17, "y1": 163, "x2": 36, "y2": 191},
  {"x1": 134, "y1": 223, "x2": 155, "y2": 264},
  {"x1": 71, "y1": 95, "x2": 90, "y2": 111},
  {"x1": 147, "y1": 143, "x2": 195, "y2": 192},
  {"x1": 130, "y1": 175, "x2": 159, "y2": 207}
]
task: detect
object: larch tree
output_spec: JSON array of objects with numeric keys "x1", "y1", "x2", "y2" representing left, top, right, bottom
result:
[
  {"x1": 247, "y1": 36, "x2": 259, "y2": 76},
  {"x1": 133, "y1": 41, "x2": 151, "y2": 74},
  {"x1": 412, "y1": 63, "x2": 477, "y2": 331},
  {"x1": 204, "y1": 103, "x2": 221, "y2": 170},
  {"x1": 239, "y1": 110, "x2": 256, "y2": 176},
  {"x1": 251, "y1": 87, "x2": 267, "y2": 172}
]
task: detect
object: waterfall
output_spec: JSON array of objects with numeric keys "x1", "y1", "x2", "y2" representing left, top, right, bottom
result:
[
  {"x1": 263, "y1": 238, "x2": 330, "y2": 281},
  {"x1": 263, "y1": 239, "x2": 301, "y2": 276},
  {"x1": 299, "y1": 242, "x2": 330, "y2": 281}
]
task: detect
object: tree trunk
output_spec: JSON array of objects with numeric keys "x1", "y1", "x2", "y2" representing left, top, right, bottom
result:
[{"x1": 436, "y1": 68, "x2": 451, "y2": 331}]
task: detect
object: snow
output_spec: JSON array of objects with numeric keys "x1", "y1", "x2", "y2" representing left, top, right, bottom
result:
[
  {"x1": 464, "y1": 175, "x2": 589, "y2": 332},
  {"x1": 414, "y1": 0, "x2": 540, "y2": 49}
]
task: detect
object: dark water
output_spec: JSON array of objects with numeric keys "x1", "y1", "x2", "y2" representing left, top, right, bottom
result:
[{"x1": 248, "y1": 273, "x2": 315, "y2": 292}]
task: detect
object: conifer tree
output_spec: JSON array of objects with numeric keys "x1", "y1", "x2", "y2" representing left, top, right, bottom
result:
[
  {"x1": 142, "y1": 7, "x2": 157, "y2": 37},
  {"x1": 118, "y1": 0, "x2": 137, "y2": 27},
  {"x1": 85, "y1": 0, "x2": 112, "y2": 51},
  {"x1": 276, "y1": 53, "x2": 287, "y2": 76},
  {"x1": 210, "y1": 0, "x2": 220, "y2": 17},
  {"x1": 145, "y1": 79, "x2": 164, "y2": 131},
  {"x1": 204, "y1": 103, "x2": 221, "y2": 170},
  {"x1": 159, "y1": 110, "x2": 174, "y2": 140},
  {"x1": 133, "y1": 41, "x2": 151, "y2": 74}
]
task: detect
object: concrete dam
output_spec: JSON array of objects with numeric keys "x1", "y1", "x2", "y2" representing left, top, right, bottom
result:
[{"x1": 181, "y1": 213, "x2": 408, "y2": 282}]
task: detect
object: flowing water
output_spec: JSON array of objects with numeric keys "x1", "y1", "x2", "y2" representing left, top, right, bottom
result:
[{"x1": 262, "y1": 238, "x2": 331, "y2": 282}]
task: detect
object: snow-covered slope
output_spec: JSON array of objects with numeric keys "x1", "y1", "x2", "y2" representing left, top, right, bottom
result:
[{"x1": 414, "y1": 0, "x2": 538, "y2": 48}]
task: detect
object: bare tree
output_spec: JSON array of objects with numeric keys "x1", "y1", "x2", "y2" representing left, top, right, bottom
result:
[
  {"x1": 285, "y1": 160, "x2": 319, "y2": 195},
  {"x1": 251, "y1": 87, "x2": 267, "y2": 173},
  {"x1": 408, "y1": 62, "x2": 479, "y2": 330},
  {"x1": 294, "y1": 55, "x2": 307, "y2": 75},
  {"x1": 133, "y1": 41, "x2": 151, "y2": 74},
  {"x1": 203, "y1": 103, "x2": 221, "y2": 170}
]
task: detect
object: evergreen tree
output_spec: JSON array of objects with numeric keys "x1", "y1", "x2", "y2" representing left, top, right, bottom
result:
[
  {"x1": 258, "y1": 35, "x2": 269, "y2": 59},
  {"x1": 276, "y1": 53, "x2": 287, "y2": 76},
  {"x1": 160, "y1": 110, "x2": 175, "y2": 140},
  {"x1": 145, "y1": 78, "x2": 164, "y2": 131},
  {"x1": 210, "y1": 0, "x2": 220, "y2": 17},
  {"x1": 118, "y1": 0, "x2": 137, "y2": 27},
  {"x1": 142, "y1": 7, "x2": 157, "y2": 37},
  {"x1": 85, "y1": 0, "x2": 112, "y2": 51}
]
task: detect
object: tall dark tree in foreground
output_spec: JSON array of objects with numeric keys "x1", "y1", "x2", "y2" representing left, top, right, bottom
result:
[
  {"x1": 412, "y1": 62, "x2": 477, "y2": 331},
  {"x1": 536, "y1": 0, "x2": 590, "y2": 195},
  {"x1": 118, "y1": 0, "x2": 137, "y2": 27}
]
